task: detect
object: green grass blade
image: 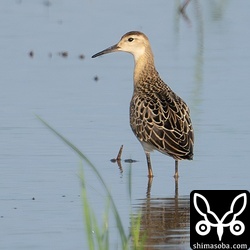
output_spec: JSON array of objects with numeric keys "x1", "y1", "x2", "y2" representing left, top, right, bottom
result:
[
  {"x1": 79, "y1": 166, "x2": 95, "y2": 250},
  {"x1": 131, "y1": 211, "x2": 146, "y2": 250},
  {"x1": 36, "y1": 115, "x2": 128, "y2": 247}
]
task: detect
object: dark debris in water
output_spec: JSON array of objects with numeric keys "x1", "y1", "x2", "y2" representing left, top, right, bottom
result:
[
  {"x1": 78, "y1": 54, "x2": 85, "y2": 60},
  {"x1": 58, "y1": 51, "x2": 68, "y2": 58},
  {"x1": 110, "y1": 145, "x2": 138, "y2": 164},
  {"x1": 124, "y1": 159, "x2": 138, "y2": 163},
  {"x1": 110, "y1": 145, "x2": 123, "y2": 162},
  {"x1": 93, "y1": 75, "x2": 99, "y2": 81},
  {"x1": 27, "y1": 50, "x2": 86, "y2": 60},
  {"x1": 28, "y1": 50, "x2": 34, "y2": 58},
  {"x1": 43, "y1": 0, "x2": 52, "y2": 7}
]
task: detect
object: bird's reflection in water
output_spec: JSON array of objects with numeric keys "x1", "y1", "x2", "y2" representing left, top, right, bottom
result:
[
  {"x1": 113, "y1": 159, "x2": 190, "y2": 249},
  {"x1": 133, "y1": 179, "x2": 190, "y2": 249}
]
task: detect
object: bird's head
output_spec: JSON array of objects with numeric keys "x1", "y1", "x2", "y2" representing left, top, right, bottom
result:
[{"x1": 92, "y1": 31, "x2": 151, "y2": 62}]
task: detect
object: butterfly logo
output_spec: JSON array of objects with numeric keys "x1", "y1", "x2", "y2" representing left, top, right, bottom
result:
[{"x1": 193, "y1": 192, "x2": 247, "y2": 241}]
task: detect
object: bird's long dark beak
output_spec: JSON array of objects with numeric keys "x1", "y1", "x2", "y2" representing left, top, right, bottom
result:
[{"x1": 92, "y1": 44, "x2": 119, "y2": 58}]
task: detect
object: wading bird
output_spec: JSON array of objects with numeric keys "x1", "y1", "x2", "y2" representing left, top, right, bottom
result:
[{"x1": 92, "y1": 31, "x2": 194, "y2": 178}]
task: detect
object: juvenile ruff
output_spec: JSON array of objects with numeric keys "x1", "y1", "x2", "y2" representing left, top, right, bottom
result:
[{"x1": 92, "y1": 31, "x2": 194, "y2": 178}]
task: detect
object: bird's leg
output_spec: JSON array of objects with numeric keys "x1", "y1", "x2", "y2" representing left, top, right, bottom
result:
[
  {"x1": 174, "y1": 160, "x2": 179, "y2": 179},
  {"x1": 145, "y1": 152, "x2": 154, "y2": 178}
]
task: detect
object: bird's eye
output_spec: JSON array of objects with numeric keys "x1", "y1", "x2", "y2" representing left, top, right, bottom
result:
[{"x1": 128, "y1": 37, "x2": 134, "y2": 42}]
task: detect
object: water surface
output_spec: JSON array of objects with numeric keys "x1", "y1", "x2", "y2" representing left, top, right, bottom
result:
[{"x1": 1, "y1": 1, "x2": 250, "y2": 249}]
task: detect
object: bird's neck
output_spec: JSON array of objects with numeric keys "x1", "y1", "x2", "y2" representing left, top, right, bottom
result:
[{"x1": 133, "y1": 51, "x2": 159, "y2": 88}]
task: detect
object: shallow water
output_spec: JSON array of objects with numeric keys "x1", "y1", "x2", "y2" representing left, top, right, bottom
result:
[{"x1": 1, "y1": 0, "x2": 250, "y2": 249}]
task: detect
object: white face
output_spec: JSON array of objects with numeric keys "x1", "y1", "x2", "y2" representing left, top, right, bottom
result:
[{"x1": 116, "y1": 34, "x2": 147, "y2": 61}]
